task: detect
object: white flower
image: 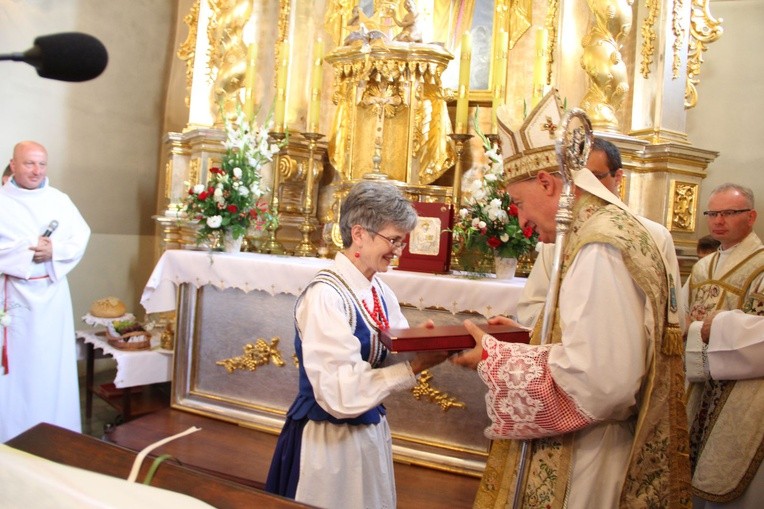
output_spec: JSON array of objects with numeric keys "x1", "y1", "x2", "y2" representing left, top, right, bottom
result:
[
  {"x1": 500, "y1": 233, "x2": 510, "y2": 243},
  {"x1": 478, "y1": 220, "x2": 487, "y2": 229},
  {"x1": 193, "y1": 184, "x2": 205, "y2": 194},
  {"x1": 484, "y1": 173, "x2": 497, "y2": 182},
  {"x1": 459, "y1": 208, "x2": 469, "y2": 218},
  {"x1": 213, "y1": 187, "x2": 223, "y2": 198},
  {"x1": 206, "y1": 215, "x2": 223, "y2": 228},
  {"x1": 471, "y1": 217, "x2": 481, "y2": 227},
  {"x1": 238, "y1": 186, "x2": 250, "y2": 196},
  {"x1": 233, "y1": 167, "x2": 242, "y2": 179}
]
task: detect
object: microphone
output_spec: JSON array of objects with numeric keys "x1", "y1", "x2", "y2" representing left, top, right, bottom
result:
[
  {"x1": 0, "y1": 32, "x2": 108, "y2": 82},
  {"x1": 42, "y1": 220, "x2": 59, "y2": 238}
]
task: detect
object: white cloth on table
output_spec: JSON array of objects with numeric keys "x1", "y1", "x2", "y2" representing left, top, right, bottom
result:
[
  {"x1": 0, "y1": 178, "x2": 90, "y2": 441},
  {"x1": 291, "y1": 253, "x2": 417, "y2": 509},
  {"x1": 139, "y1": 249, "x2": 525, "y2": 319},
  {"x1": 478, "y1": 237, "x2": 655, "y2": 507},
  {"x1": 78, "y1": 330, "x2": 172, "y2": 388}
]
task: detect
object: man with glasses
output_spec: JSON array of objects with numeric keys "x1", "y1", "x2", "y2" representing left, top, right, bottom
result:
[{"x1": 684, "y1": 183, "x2": 764, "y2": 508}]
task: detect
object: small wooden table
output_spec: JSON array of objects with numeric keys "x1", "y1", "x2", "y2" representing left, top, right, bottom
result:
[
  {"x1": 108, "y1": 408, "x2": 482, "y2": 508},
  {"x1": 5, "y1": 423, "x2": 313, "y2": 508}
]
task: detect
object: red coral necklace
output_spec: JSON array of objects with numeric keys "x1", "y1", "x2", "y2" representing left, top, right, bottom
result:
[{"x1": 362, "y1": 286, "x2": 390, "y2": 331}]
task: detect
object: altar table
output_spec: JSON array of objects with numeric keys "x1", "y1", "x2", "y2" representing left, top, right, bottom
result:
[{"x1": 139, "y1": 250, "x2": 527, "y2": 476}]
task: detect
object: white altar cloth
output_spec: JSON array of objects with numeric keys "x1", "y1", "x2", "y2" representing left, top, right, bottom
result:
[
  {"x1": 77, "y1": 330, "x2": 172, "y2": 388},
  {"x1": 140, "y1": 250, "x2": 526, "y2": 319}
]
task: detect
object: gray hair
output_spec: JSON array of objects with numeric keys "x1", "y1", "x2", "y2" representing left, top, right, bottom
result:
[
  {"x1": 710, "y1": 183, "x2": 755, "y2": 208},
  {"x1": 339, "y1": 180, "x2": 417, "y2": 247}
]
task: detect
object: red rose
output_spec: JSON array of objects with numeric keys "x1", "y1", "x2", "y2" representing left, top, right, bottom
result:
[
  {"x1": 508, "y1": 203, "x2": 519, "y2": 217},
  {"x1": 198, "y1": 191, "x2": 208, "y2": 201},
  {"x1": 249, "y1": 209, "x2": 259, "y2": 218},
  {"x1": 227, "y1": 205, "x2": 238, "y2": 214},
  {"x1": 487, "y1": 236, "x2": 502, "y2": 249},
  {"x1": 522, "y1": 226, "x2": 534, "y2": 238},
  {"x1": 188, "y1": 188, "x2": 194, "y2": 195},
  {"x1": 210, "y1": 167, "x2": 223, "y2": 175}
]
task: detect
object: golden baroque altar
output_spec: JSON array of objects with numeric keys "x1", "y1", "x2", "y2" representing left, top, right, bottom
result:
[{"x1": 155, "y1": 0, "x2": 721, "y2": 269}]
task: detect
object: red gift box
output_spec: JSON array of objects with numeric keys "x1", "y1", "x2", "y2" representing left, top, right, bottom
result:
[{"x1": 380, "y1": 323, "x2": 530, "y2": 352}]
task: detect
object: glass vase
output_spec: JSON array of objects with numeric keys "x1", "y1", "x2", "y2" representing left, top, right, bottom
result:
[{"x1": 494, "y1": 256, "x2": 518, "y2": 280}]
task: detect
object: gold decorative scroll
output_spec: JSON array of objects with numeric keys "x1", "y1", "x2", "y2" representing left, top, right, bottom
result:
[
  {"x1": 177, "y1": 0, "x2": 200, "y2": 108},
  {"x1": 581, "y1": 0, "x2": 633, "y2": 130},
  {"x1": 411, "y1": 370, "x2": 466, "y2": 411},
  {"x1": 543, "y1": 0, "x2": 560, "y2": 85},
  {"x1": 685, "y1": 0, "x2": 723, "y2": 108},
  {"x1": 671, "y1": 0, "x2": 685, "y2": 79},
  {"x1": 216, "y1": 337, "x2": 286, "y2": 373},
  {"x1": 667, "y1": 180, "x2": 698, "y2": 232},
  {"x1": 640, "y1": 0, "x2": 659, "y2": 78},
  {"x1": 323, "y1": 0, "x2": 355, "y2": 47}
]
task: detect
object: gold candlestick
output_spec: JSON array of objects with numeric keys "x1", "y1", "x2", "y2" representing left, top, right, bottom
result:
[
  {"x1": 448, "y1": 133, "x2": 473, "y2": 209},
  {"x1": 449, "y1": 133, "x2": 473, "y2": 271},
  {"x1": 294, "y1": 132, "x2": 324, "y2": 257},
  {"x1": 261, "y1": 131, "x2": 287, "y2": 255}
]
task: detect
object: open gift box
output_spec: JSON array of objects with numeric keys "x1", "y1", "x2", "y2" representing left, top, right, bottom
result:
[{"x1": 380, "y1": 323, "x2": 530, "y2": 352}]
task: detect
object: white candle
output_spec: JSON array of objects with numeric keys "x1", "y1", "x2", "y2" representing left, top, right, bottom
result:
[{"x1": 454, "y1": 31, "x2": 472, "y2": 134}]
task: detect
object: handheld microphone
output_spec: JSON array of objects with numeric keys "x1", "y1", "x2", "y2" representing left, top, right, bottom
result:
[
  {"x1": 0, "y1": 32, "x2": 108, "y2": 82},
  {"x1": 42, "y1": 220, "x2": 59, "y2": 238}
]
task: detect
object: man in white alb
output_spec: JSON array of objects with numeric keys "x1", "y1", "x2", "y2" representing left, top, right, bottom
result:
[{"x1": 0, "y1": 141, "x2": 90, "y2": 441}]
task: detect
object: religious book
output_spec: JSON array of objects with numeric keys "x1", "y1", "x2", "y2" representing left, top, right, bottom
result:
[
  {"x1": 396, "y1": 202, "x2": 454, "y2": 274},
  {"x1": 380, "y1": 323, "x2": 530, "y2": 352}
]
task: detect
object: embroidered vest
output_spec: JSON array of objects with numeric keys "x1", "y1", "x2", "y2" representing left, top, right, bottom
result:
[
  {"x1": 287, "y1": 269, "x2": 389, "y2": 425},
  {"x1": 686, "y1": 234, "x2": 764, "y2": 502},
  {"x1": 473, "y1": 193, "x2": 691, "y2": 509}
]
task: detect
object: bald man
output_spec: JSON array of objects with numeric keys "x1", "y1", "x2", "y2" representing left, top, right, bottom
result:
[{"x1": 0, "y1": 141, "x2": 91, "y2": 441}]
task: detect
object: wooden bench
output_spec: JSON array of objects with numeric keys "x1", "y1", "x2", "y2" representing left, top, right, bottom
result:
[{"x1": 107, "y1": 408, "x2": 482, "y2": 508}]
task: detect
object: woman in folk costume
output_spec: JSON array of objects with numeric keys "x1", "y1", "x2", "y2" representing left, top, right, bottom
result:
[
  {"x1": 452, "y1": 93, "x2": 691, "y2": 508},
  {"x1": 265, "y1": 180, "x2": 449, "y2": 509}
]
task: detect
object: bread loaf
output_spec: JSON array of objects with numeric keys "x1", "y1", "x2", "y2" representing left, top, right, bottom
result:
[{"x1": 89, "y1": 297, "x2": 126, "y2": 318}]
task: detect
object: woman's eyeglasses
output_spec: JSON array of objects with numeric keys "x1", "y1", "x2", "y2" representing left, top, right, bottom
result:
[{"x1": 367, "y1": 229, "x2": 407, "y2": 251}]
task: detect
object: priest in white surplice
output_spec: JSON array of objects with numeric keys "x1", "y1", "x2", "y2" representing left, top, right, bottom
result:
[{"x1": 0, "y1": 141, "x2": 90, "y2": 441}]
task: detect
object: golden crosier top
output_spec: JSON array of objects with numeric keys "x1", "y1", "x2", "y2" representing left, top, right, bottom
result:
[{"x1": 497, "y1": 89, "x2": 564, "y2": 185}]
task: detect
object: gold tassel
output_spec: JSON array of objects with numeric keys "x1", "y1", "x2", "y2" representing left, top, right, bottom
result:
[{"x1": 662, "y1": 323, "x2": 684, "y2": 356}]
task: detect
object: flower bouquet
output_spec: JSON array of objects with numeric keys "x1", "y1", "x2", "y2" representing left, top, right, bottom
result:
[
  {"x1": 182, "y1": 109, "x2": 284, "y2": 246},
  {"x1": 453, "y1": 125, "x2": 537, "y2": 272}
]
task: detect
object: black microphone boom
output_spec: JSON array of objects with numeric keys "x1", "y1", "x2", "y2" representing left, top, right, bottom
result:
[{"x1": 0, "y1": 32, "x2": 108, "y2": 82}]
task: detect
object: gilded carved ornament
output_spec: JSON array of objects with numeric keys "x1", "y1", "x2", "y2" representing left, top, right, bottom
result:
[
  {"x1": 164, "y1": 160, "x2": 173, "y2": 200},
  {"x1": 580, "y1": 0, "x2": 633, "y2": 130},
  {"x1": 412, "y1": 370, "x2": 466, "y2": 411},
  {"x1": 543, "y1": 0, "x2": 559, "y2": 86},
  {"x1": 685, "y1": 0, "x2": 723, "y2": 108},
  {"x1": 177, "y1": 0, "x2": 200, "y2": 108},
  {"x1": 671, "y1": 0, "x2": 685, "y2": 79},
  {"x1": 216, "y1": 337, "x2": 286, "y2": 373},
  {"x1": 667, "y1": 180, "x2": 698, "y2": 232},
  {"x1": 640, "y1": 0, "x2": 659, "y2": 78},
  {"x1": 206, "y1": 0, "x2": 252, "y2": 123},
  {"x1": 188, "y1": 158, "x2": 201, "y2": 187}
]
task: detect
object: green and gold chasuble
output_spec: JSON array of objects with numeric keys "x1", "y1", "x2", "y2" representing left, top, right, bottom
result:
[{"x1": 474, "y1": 193, "x2": 691, "y2": 509}]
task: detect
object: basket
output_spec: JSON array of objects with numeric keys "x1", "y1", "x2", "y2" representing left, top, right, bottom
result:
[{"x1": 106, "y1": 330, "x2": 151, "y2": 351}]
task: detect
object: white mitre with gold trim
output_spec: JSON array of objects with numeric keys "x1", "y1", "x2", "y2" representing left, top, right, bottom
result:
[{"x1": 496, "y1": 89, "x2": 564, "y2": 184}]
